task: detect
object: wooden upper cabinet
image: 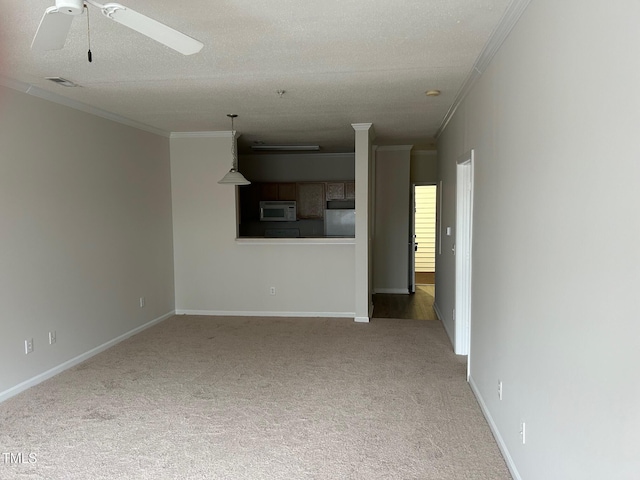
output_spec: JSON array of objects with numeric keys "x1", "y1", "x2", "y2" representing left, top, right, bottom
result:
[
  {"x1": 345, "y1": 181, "x2": 355, "y2": 199},
  {"x1": 253, "y1": 181, "x2": 352, "y2": 220},
  {"x1": 326, "y1": 182, "x2": 345, "y2": 201},
  {"x1": 277, "y1": 183, "x2": 297, "y2": 201},
  {"x1": 260, "y1": 183, "x2": 279, "y2": 201},
  {"x1": 260, "y1": 182, "x2": 297, "y2": 201},
  {"x1": 297, "y1": 183, "x2": 325, "y2": 219},
  {"x1": 326, "y1": 181, "x2": 355, "y2": 200}
]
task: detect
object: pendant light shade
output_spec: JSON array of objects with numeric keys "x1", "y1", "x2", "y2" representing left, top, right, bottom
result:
[
  {"x1": 218, "y1": 114, "x2": 250, "y2": 185},
  {"x1": 218, "y1": 169, "x2": 250, "y2": 185}
]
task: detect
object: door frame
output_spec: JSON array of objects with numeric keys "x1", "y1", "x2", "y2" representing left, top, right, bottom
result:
[
  {"x1": 409, "y1": 182, "x2": 438, "y2": 293},
  {"x1": 409, "y1": 184, "x2": 416, "y2": 293},
  {"x1": 455, "y1": 150, "x2": 474, "y2": 360}
]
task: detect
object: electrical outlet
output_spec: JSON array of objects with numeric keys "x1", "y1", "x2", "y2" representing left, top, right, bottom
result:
[
  {"x1": 498, "y1": 380, "x2": 503, "y2": 400},
  {"x1": 520, "y1": 421, "x2": 526, "y2": 444},
  {"x1": 25, "y1": 338, "x2": 34, "y2": 354},
  {"x1": 139, "y1": 297, "x2": 145, "y2": 308},
  {"x1": 49, "y1": 331, "x2": 57, "y2": 345},
  {"x1": 269, "y1": 287, "x2": 276, "y2": 296}
]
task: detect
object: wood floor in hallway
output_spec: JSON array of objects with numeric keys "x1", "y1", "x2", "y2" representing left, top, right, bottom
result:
[
  {"x1": 372, "y1": 285, "x2": 437, "y2": 320},
  {"x1": 415, "y1": 271, "x2": 435, "y2": 285}
]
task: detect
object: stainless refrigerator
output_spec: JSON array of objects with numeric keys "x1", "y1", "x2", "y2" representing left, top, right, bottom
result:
[{"x1": 324, "y1": 209, "x2": 356, "y2": 237}]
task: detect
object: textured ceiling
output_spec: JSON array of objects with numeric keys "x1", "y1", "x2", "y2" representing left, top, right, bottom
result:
[{"x1": 0, "y1": 0, "x2": 511, "y2": 152}]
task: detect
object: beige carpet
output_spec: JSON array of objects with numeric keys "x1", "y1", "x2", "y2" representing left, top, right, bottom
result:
[{"x1": 0, "y1": 316, "x2": 511, "y2": 479}]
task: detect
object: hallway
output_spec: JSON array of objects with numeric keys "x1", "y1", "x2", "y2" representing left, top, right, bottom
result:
[{"x1": 372, "y1": 285, "x2": 437, "y2": 320}]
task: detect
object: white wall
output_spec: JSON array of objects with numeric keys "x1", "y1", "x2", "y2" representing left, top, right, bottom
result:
[
  {"x1": 434, "y1": 113, "x2": 463, "y2": 345},
  {"x1": 353, "y1": 124, "x2": 374, "y2": 322},
  {"x1": 0, "y1": 86, "x2": 175, "y2": 397},
  {"x1": 437, "y1": 1, "x2": 640, "y2": 478},
  {"x1": 171, "y1": 136, "x2": 355, "y2": 317},
  {"x1": 373, "y1": 146, "x2": 411, "y2": 294}
]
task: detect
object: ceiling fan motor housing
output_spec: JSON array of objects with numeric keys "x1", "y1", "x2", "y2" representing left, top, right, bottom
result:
[{"x1": 56, "y1": 0, "x2": 84, "y2": 15}]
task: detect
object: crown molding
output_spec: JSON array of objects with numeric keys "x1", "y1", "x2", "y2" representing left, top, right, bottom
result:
[
  {"x1": 436, "y1": 0, "x2": 532, "y2": 138},
  {"x1": 0, "y1": 76, "x2": 170, "y2": 138},
  {"x1": 0, "y1": 76, "x2": 28, "y2": 93},
  {"x1": 352, "y1": 122, "x2": 376, "y2": 141}
]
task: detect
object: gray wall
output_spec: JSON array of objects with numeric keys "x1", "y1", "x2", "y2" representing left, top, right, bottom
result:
[
  {"x1": 436, "y1": 1, "x2": 640, "y2": 478},
  {"x1": 239, "y1": 153, "x2": 355, "y2": 182},
  {"x1": 410, "y1": 150, "x2": 437, "y2": 184},
  {"x1": 0, "y1": 86, "x2": 175, "y2": 398},
  {"x1": 373, "y1": 146, "x2": 411, "y2": 293},
  {"x1": 171, "y1": 136, "x2": 356, "y2": 317}
]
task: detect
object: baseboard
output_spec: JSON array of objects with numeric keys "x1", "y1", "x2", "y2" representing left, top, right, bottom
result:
[
  {"x1": 374, "y1": 288, "x2": 410, "y2": 294},
  {"x1": 434, "y1": 302, "x2": 456, "y2": 348},
  {"x1": 175, "y1": 309, "x2": 356, "y2": 319},
  {"x1": 354, "y1": 316, "x2": 370, "y2": 323},
  {"x1": 433, "y1": 302, "x2": 444, "y2": 322},
  {"x1": 468, "y1": 375, "x2": 522, "y2": 480},
  {"x1": 0, "y1": 310, "x2": 175, "y2": 404}
]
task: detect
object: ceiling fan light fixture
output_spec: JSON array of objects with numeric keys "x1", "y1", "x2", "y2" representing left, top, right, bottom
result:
[{"x1": 218, "y1": 114, "x2": 250, "y2": 186}]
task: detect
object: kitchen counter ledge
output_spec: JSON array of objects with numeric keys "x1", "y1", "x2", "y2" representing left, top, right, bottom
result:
[{"x1": 235, "y1": 237, "x2": 355, "y2": 245}]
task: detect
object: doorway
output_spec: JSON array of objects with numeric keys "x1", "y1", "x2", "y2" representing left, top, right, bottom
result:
[
  {"x1": 413, "y1": 185, "x2": 437, "y2": 286},
  {"x1": 373, "y1": 183, "x2": 438, "y2": 320},
  {"x1": 374, "y1": 181, "x2": 437, "y2": 320}
]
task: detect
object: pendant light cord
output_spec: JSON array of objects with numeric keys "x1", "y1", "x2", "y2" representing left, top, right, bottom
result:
[
  {"x1": 218, "y1": 114, "x2": 249, "y2": 185},
  {"x1": 230, "y1": 115, "x2": 237, "y2": 170},
  {"x1": 86, "y1": 4, "x2": 92, "y2": 62}
]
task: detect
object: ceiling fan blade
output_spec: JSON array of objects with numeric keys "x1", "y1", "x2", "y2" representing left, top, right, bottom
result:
[
  {"x1": 31, "y1": 7, "x2": 74, "y2": 51},
  {"x1": 101, "y1": 3, "x2": 203, "y2": 55}
]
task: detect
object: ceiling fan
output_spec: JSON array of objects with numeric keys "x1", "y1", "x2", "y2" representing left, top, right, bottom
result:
[{"x1": 31, "y1": 0, "x2": 203, "y2": 55}]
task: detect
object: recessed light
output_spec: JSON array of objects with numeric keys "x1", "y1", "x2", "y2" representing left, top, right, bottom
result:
[{"x1": 425, "y1": 89, "x2": 441, "y2": 97}]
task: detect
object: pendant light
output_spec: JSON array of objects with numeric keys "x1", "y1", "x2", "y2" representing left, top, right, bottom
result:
[{"x1": 218, "y1": 114, "x2": 250, "y2": 185}]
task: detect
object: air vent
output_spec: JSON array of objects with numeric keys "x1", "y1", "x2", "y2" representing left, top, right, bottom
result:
[{"x1": 45, "y1": 77, "x2": 78, "y2": 87}]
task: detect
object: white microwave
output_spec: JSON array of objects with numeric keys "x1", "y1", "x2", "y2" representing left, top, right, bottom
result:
[{"x1": 260, "y1": 201, "x2": 297, "y2": 221}]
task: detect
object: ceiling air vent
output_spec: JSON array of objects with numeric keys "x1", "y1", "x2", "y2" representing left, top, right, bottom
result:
[{"x1": 45, "y1": 77, "x2": 78, "y2": 87}]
